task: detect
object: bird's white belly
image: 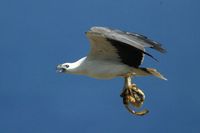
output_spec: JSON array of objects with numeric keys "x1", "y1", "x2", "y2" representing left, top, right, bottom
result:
[{"x1": 84, "y1": 60, "x2": 132, "y2": 79}]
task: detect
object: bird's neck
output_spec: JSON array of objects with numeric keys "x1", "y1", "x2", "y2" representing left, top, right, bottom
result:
[{"x1": 68, "y1": 57, "x2": 87, "y2": 74}]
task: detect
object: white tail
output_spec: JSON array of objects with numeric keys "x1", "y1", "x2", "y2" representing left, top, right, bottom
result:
[{"x1": 141, "y1": 68, "x2": 167, "y2": 80}]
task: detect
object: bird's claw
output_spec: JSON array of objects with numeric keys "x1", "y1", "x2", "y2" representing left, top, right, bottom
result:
[{"x1": 121, "y1": 83, "x2": 149, "y2": 116}]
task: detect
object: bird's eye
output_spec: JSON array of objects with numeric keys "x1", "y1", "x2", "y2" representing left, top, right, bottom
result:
[{"x1": 65, "y1": 64, "x2": 69, "y2": 68}]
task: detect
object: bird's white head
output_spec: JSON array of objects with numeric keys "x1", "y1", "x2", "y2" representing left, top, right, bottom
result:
[
  {"x1": 56, "y1": 63, "x2": 71, "y2": 73},
  {"x1": 56, "y1": 57, "x2": 87, "y2": 74}
]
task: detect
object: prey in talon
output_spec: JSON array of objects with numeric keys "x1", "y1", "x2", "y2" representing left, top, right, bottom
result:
[
  {"x1": 121, "y1": 76, "x2": 149, "y2": 116},
  {"x1": 56, "y1": 26, "x2": 167, "y2": 116}
]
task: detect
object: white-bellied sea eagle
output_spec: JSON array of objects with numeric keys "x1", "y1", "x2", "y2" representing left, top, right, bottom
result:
[{"x1": 56, "y1": 26, "x2": 167, "y2": 116}]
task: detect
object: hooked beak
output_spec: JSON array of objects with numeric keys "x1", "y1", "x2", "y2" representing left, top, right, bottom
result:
[{"x1": 56, "y1": 64, "x2": 65, "y2": 73}]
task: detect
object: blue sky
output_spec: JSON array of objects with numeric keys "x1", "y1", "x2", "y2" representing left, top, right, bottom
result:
[{"x1": 0, "y1": 0, "x2": 200, "y2": 132}]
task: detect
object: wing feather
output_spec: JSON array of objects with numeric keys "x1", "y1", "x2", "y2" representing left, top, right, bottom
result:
[
  {"x1": 85, "y1": 26, "x2": 166, "y2": 67},
  {"x1": 89, "y1": 27, "x2": 166, "y2": 53}
]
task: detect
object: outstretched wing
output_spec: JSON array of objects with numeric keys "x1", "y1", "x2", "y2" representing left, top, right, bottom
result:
[{"x1": 86, "y1": 26, "x2": 166, "y2": 68}]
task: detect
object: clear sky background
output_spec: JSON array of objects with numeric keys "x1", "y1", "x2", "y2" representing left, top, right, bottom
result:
[{"x1": 0, "y1": 0, "x2": 200, "y2": 133}]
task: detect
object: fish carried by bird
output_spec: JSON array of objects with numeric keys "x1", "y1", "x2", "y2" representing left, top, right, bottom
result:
[{"x1": 57, "y1": 26, "x2": 167, "y2": 116}]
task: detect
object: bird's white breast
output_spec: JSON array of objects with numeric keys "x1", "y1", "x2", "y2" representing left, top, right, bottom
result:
[{"x1": 82, "y1": 59, "x2": 132, "y2": 79}]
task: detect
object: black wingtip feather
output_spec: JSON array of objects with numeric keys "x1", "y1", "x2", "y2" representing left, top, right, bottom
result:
[
  {"x1": 150, "y1": 46, "x2": 167, "y2": 53},
  {"x1": 126, "y1": 31, "x2": 167, "y2": 53},
  {"x1": 143, "y1": 51, "x2": 159, "y2": 62}
]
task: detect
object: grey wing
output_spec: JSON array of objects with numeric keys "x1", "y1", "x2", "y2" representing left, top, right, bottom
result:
[
  {"x1": 114, "y1": 30, "x2": 166, "y2": 53},
  {"x1": 86, "y1": 31, "x2": 120, "y2": 61},
  {"x1": 89, "y1": 27, "x2": 166, "y2": 53},
  {"x1": 85, "y1": 27, "x2": 150, "y2": 68}
]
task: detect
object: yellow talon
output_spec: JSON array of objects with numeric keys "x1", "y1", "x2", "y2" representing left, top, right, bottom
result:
[{"x1": 121, "y1": 76, "x2": 149, "y2": 116}]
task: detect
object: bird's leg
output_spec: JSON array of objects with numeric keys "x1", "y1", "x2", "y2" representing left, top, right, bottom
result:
[
  {"x1": 120, "y1": 76, "x2": 149, "y2": 116},
  {"x1": 120, "y1": 76, "x2": 133, "y2": 98}
]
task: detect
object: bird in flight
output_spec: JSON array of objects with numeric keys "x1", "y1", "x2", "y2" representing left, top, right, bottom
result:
[{"x1": 57, "y1": 26, "x2": 167, "y2": 116}]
